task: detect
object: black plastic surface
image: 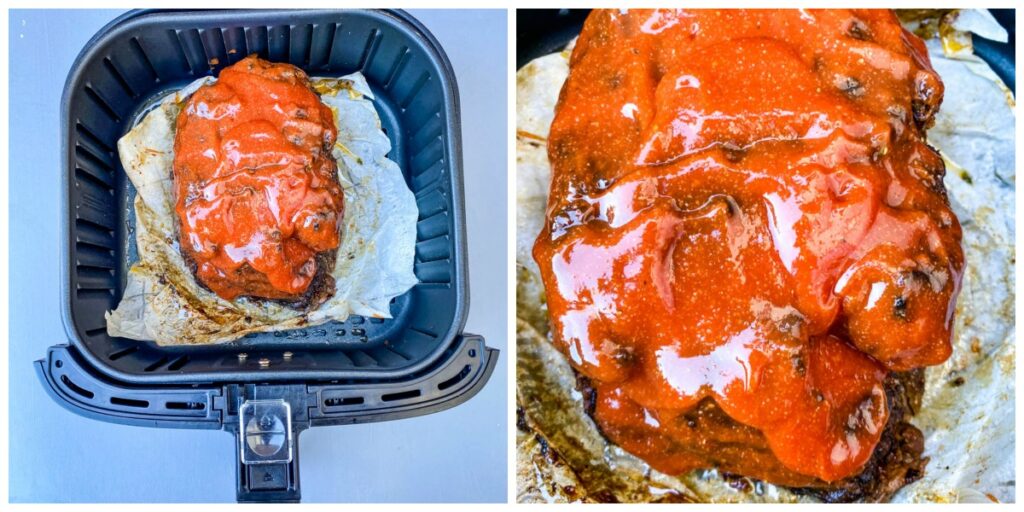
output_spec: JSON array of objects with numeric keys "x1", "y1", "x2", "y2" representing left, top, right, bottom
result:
[
  {"x1": 36, "y1": 334, "x2": 497, "y2": 501},
  {"x1": 60, "y1": 9, "x2": 472, "y2": 384}
]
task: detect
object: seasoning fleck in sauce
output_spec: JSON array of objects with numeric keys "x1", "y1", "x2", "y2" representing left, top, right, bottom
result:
[
  {"x1": 534, "y1": 9, "x2": 963, "y2": 485},
  {"x1": 174, "y1": 55, "x2": 343, "y2": 301}
]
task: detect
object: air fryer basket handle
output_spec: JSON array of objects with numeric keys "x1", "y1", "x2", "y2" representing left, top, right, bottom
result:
[
  {"x1": 37, "y1": 334, "x2": 497, "y2": 502},
  {"x1": 231, "y1": 421, "x2": 303, "y2": 502}
]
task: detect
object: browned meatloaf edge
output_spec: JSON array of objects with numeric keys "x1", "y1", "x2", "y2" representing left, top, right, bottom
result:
[{"x1": 573, "y1": 370, "x2": 928, "y2": 503}]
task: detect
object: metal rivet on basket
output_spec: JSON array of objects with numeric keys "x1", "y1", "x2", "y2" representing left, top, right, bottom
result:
[
  {"x1": 283, "y1": 351, "x2": 293, "y2": 361},
  {"x1": 258, "y1": 358, "x2": 271, "y2": 368}
]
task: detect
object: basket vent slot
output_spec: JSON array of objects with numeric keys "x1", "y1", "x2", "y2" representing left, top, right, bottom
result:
[
  {"x1": 83, "y1": 86, "x2": 121, "y2": 123},
  {"x1": 167, "y1": 356, "x2": 190, "y2": 371},
  {"x1": 414, "y1": 259, "x2": 451, "y2": 284},
  {"x1": 399, "y1": 72, "x2": 430, "y2": 109},
  {"x1": 221, "y1": 27, "x2": 248, "y2": 65},
  {"x1": 110, "y1": 396, "x2": 149, "y2": 408},
  {"x1": 199, "y1": 27, "x2": 228, "y2": 71},
  {"x1": 144, "y1": 356, "x2": 170, "y2": 372},
  {"x1": 75, "y1": 216, "x2": 115, "y2": 233},
  {"x1": 313, "y1": 22, "x2": 338, "y2": 69},
  {"x1": 75, "y1": 144, "x2": 116, "y2": 175},
  {"x1": 381, "y1": 389, "x2": 420, "y2": 402},
  {"x1": 245, "y1": 26, "x2": 269, "y2": 59},
  {"x1": 167, "y1": 29, "x2": 195, "y2": 75},
  {"x1": 129, "y1": 37, "x2": 160, "y2": 83},
  {"x1": 440, "y1": 364, "x2": 473, "y2": 391},
  {"x1": 108, "y1": 345, "x2": 139, "y2": 360},
  {"x1": 358, "y1": 29, "x2": 382, "y2": 72},
  {"x1": 103, "y1": 57, "x2": 137, "y2": 99},
  {"x1": 74, "y1": 167, "x2": 114, "y2": 194},
  {"x1": 295, "y1": 23, "x2": 314, "y2": 65},
  {"x1": 75, "y1": 122, "x2": 116, "y2": 158},
  {"x1": 61, "y1": 375, "x2": 95, "y2": 399},
  {"x1": 84, "y1": 326, "x2": 107, "y2": 337},
  {"x1": 383, "y1": 47, "x2": 411, "y2": 91},
  {"x1": 269, "y1": 25, "x2": 290, "y2": 62},
  {"x1": 75, "y1": 288, "x2": 113, "y2": 300},
  {"x1": 166, "y1": 401, "x2": 206, "y2": 410},
  {"x1": 324, "y1": 396, "x2": 364, "y2": 407}
]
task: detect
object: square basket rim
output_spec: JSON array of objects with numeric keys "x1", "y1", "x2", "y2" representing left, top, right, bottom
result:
[{"x1": 58, "y1": 8, "x2": 471, "y2": 385}]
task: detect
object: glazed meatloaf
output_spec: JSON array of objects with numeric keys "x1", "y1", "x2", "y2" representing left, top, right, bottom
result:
[
  {"x1": 533, "y1": 9, "x2": 963, "y2": 499},
  {"x1": 173, "y1": 55, "x2": 344, "y2": 308}
]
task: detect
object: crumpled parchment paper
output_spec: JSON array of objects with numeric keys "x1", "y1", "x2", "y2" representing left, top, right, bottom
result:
[
  {"x1": 106, "y1": 72, "x2": 418, "y2": 345},
  {"x1": 516, "y1": 10, "x2": 1015, "y2": 503}
]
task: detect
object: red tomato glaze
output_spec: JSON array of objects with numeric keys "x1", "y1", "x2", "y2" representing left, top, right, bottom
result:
[
  {"x1": 534, "y1": 9, "x2": 963, "y2": 485},
  {"x1": 173, "y1": 55, "x2": 343, "y2": 301}
]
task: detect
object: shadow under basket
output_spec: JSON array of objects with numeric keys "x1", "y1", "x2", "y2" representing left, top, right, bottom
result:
[{"x1": 37, "y1": 9, "x2": 497, "y2": 503}]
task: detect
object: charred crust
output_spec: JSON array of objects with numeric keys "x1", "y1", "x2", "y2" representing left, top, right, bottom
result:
[
  {"x1": 180, "y1": 246, "x2": 338, "y2": 313},
  {"x1": 792, "y1": 370, "x2": 928, "y2": 502},
  {"x1": 577, "y1": 369, "x2": 928, "y2": 502},
  {"x1": 576, "y1": 373, "x2": 598, "y2": 416}
]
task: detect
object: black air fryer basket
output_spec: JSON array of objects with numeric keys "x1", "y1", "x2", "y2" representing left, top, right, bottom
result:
[{"x1": 37, "y1": 9, "x2": 497, "y2": 502}]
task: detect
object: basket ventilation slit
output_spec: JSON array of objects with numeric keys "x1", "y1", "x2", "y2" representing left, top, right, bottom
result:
[
  {"x1": 415, "y1": 259, "x2": 451, "y2": 284},
  {"x1": 75, "y1": 122, "x2": 116, "y2": 156},
  {"x1": 416, "y1": 236, "x2": 450, "y2": 264},
  {"x1": 324, "y1": 396, "x2": 364, "y2": 407},
  {"x1": 144, "y1": 356, "x2": 170, "y2": 372},
  {"x1": 167, "y1": 29, "x2": 194, "y2": 75},
  {"x1": 75, "y1": 263, "x2": 113, "y2": 288},
  {"x1": 318, "y1": 23, "x2": 339, "y2": 69},
  {"x1": 383, "y1": 47, "x2": 411, "y2": 91},
  {"x1": 222, "y1": 26, "x2": 247, "y2": 64},
  {"x1": 75, "y1": 216, "x2": 115, "y2": 233},
  {"x1": 60, "y1": 375, "x2": 95, "y2": 399},
  {"x1": 74, "y1": 168, "x2": 114, "y2": 196},
  {"x1": 409, "y1": 326, "x2": 437, "y2": 339},
  {"x1": 199, "y1": 27, "x2": 228, "y2": 70},
  {"x1": 167, "y1": 356, "x2": 190, "y2": 371},
  {"x1": 75, "y1": 145, "x2": 116, "y2": 178},
  {"x1": 269, "y1": 25, "x2": 290, "y2": 62},
  {"x1": 381, "y1": 389, "x2": 420, "y2": 402},
  {"x1": 102, "y1": 57, "x2": 137, "y2": 99},
  {"x1": 166, "y1": 401, "x2": 206, "y2": 410},
  {"x1": 349, "y1": 350, "x2": 378, "y2": 367},
  {"x1": 83, "y1": 86, "x2": 122, "y2": 123},
  {"x1": 383, "y1": 345, "x2": 412, "y2": 361},
  {"x1": 83, "y1": 326, "x2": 107, "y2": 337},
  {"x1": 438, "y1": 365, "x2": 472, "y2": 391},
  {"x1": 398, "y1": 72, "x2": 430, "y2": 110},
  {"x1": 327, "y1": 23, "x2": 348, "y2": 69},
  {"x1": 358, "y1": 29, "x2": 382, "y2": 72},
  {"x1": 108, "y1": 345, "x2": 140, "y2": 361},
  {"x1": 244, "y1": 26, "x2": 269, "y2": 59},
  {"x1": 110, "y1": 396, "x2": 149, "y2": 408},
  {"x1": 129, "y1": 37, "x2": 161, "y2": 83},
  {"x1": 301, "y1": 24, "x2": 315, "y2": 65},
  {"x1": 74, "y1": 222, "x2": 115, "y2": 250},
  {"x1": 178, "y1": 28, "x2": 210, "y2": 75}
]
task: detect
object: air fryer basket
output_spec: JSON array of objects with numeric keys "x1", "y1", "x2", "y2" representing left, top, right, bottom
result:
[{"x1": 37, "y1": 9, "x2": 497, "y2": 502}]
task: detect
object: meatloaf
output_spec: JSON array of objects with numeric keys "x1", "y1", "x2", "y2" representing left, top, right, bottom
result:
[
  {"x1": 533, "y1": 8, "x2": 963, "y2": 495},
  {"x1": 173, "y1": 55, "x2": 344, "y2": 308}
]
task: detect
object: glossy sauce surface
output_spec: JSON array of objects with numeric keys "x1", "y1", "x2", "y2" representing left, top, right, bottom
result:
[
  {"x1": 174, "y1": 55, "x2": 343, "y2": 301},
  {"x1": 534, "y1": 9, "x2": 963, "y2": 485}
]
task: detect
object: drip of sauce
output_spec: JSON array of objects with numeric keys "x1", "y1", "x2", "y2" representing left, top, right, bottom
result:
[
  {"x1": 173, "y1": 55, "x2": 343, "y2": 301},
  {"x1": 534, "y1": 9, "x2": 963, "y2": 485}
]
